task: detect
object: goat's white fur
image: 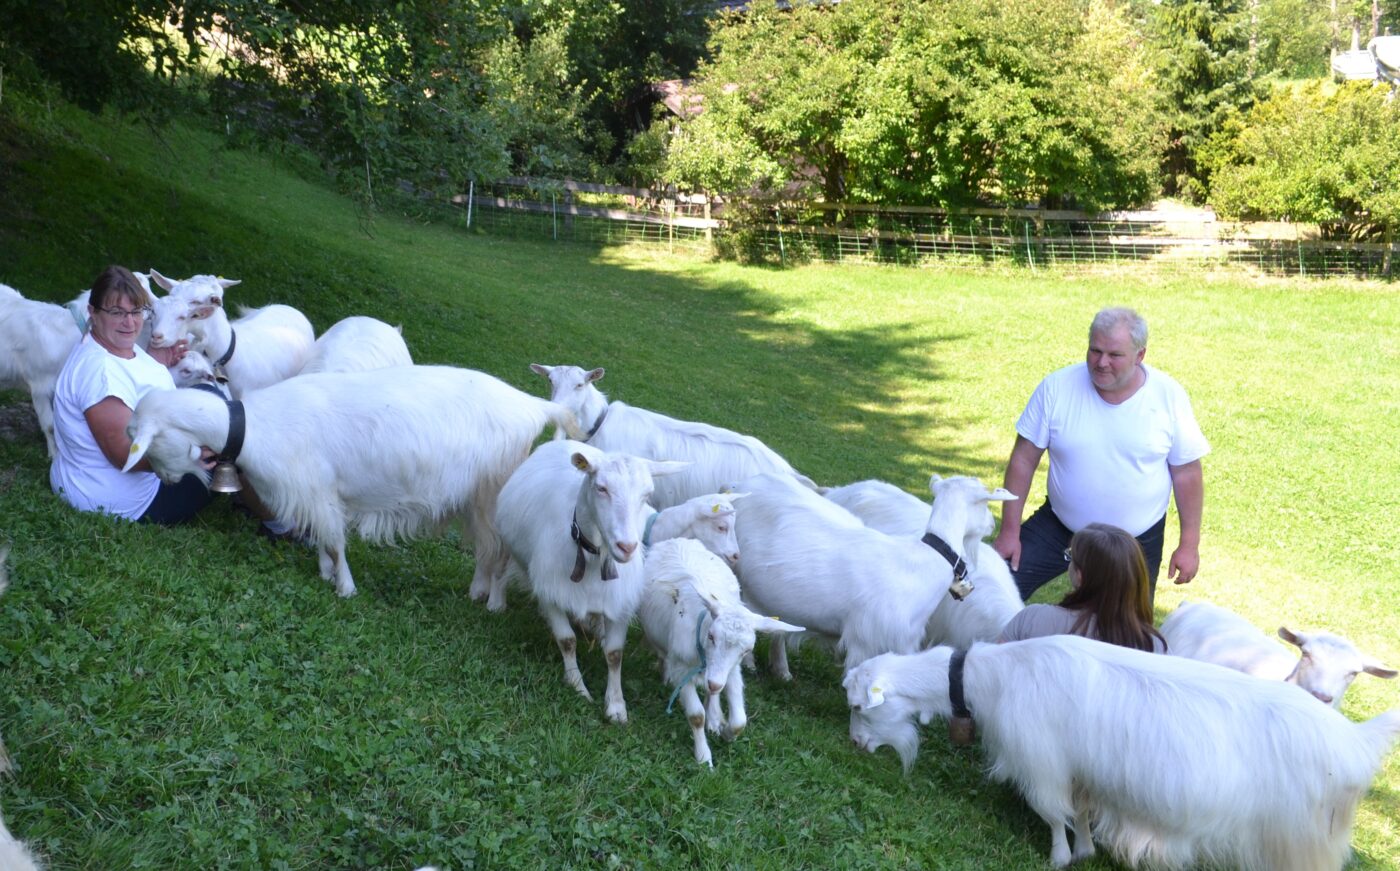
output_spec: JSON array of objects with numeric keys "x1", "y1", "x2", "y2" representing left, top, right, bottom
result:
[
  {"x1": 124, "y1": 365, "x2": 582, "y2": 597},
  {"x1": 844, "y1": 636, "x2": 1400, "y2": 870},
  {"x1": 530, "y1": 363, "x2": 817, "y2": 508},
  {"x1": 639, "y1": 538, "x2": 803, "y2": 765},
  {"x1": 732, "y1": 472, "x2": 1015, "y2": 678},
  {"x1": 147, "y1": 273, "x2": 314, "y2": 398},
  {"x1": 1161, "y1": 600, "x2": 1396, "y2": 708},
  {"x1": 297, "y1": 316, "x2": 411, "y2": 375},
  {"x1": 0, "y1": 284, "x2": 89, "y2": 456},
  {"x1": 495, "y1": 440, "x2": 688, "y2": 723}
]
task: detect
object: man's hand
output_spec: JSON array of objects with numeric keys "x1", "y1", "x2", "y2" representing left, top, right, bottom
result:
[
  {"x1": 993, "y1": 529, "x2": 1022, "y2": 571},
  {"x1": 1168, "y1": 543, "x2": 1199, "y2": 584}
]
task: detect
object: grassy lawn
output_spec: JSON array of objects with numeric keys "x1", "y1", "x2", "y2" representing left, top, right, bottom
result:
[{"x1": 1, "y1": 92, "x2": 1397, "y2": 870}]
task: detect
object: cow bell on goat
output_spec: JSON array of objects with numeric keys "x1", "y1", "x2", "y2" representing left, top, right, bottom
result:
[
  {"x1": 209, "y1": 460, "x2": 242, "y2": 493},
  {"x1": 948, "y1": 575, "x2": 974, "y2": 600},
  {"x1": 949, "y1": 716, "x2": 976, "y2": 746}
]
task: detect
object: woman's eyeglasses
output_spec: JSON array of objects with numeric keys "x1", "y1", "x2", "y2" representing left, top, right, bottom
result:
[
  {"x1": 1062, "y1": 547, "x2": 1073, "y2": 562},
  {"x1": 98, "y1": 306, "x2": 152, "y2": 320}
]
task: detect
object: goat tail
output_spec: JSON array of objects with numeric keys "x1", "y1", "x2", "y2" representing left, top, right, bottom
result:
[
  {"x1": 1358, "y1": 709, "x2": 1400, "y2": 758},
  {"x1": 546, "y1": 402, "x2": 586, "y2": 441}
]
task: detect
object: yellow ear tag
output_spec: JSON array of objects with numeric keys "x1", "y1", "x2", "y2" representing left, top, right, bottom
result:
[
  {"x1": 867, "y1": 686, "x2": 885, "y2": 707},
  {"x1": 712, "y1": 504, "x2": 721, "y2": 513},
  {"x1": 129, "y1": 443, "x2": 140, "y2": 454}
]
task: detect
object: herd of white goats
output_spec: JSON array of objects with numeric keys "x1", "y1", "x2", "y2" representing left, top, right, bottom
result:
[{"x1": 2, "y1": 274, "x2": 1399, "y2": 870}]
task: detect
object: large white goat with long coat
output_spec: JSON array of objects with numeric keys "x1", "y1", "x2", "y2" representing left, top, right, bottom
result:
[
  {"x1": 530, "y1": 363, "x2": 817, "y2": 508},
  {"x1": 639, "y1": 538, "x2": 804, "y2": 765},
  {"x1": 844, "y1": 636, "x2": 1400, "y2": 871},
  {"x1": 495, "y1": 440, "x2": 687, "y2": 723},
  {"x1": 1161, "y1": 600, "x2": 1396, "y2": 708},
  {"x1": 0, "y1": 283, "x2": 91, "y2": 456},
  {"x1": 733, "y1": 472, "x2": 1015, "y2": 678},
  {"x1": 124, "y1": 365, "x2": 582, "y2": 597},
  {"x1": 147, "y1": 273, "x2": 314, "y2": 398}
]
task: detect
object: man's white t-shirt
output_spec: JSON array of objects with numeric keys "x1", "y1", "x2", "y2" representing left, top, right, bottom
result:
[
  {"x1": 50, "y1": 335, "x2": 175, "y2": 520},
  {"x1": 1016, "y1": 362, "x2": 1209, "y2": 536}
]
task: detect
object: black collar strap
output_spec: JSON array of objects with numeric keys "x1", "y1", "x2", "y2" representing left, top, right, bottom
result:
[
  {"x1": 569, "y1": 512, "x2": 617, "y2": 582},
  {"x1": 220, "y1": 400, "x2": 246, "y2": 462},
  {"x1": 584, "y1": 407, "x2": 608, "y2": 442},
  {"x1": 922, "y1": 533, "x2": 968, "y2": 582},
  {"x1": 949, "y1": 648, "x2": 972, "y2": 720},
  {"x1": 214, "y1": 328, "x2": 237, "y2": 368},
  {"x1": 188, "y1": 382, "x2": 226, "y2": 399}
]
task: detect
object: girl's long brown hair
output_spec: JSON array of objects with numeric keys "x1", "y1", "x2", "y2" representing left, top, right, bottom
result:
[{"x1": 1060, "y1": 523, "x2": 1166, "y2": 653}]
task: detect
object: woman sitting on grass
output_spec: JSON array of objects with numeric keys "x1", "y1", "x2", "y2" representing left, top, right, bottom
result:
[{"x1": 997, "y1": 522, "x2": 1167, "y2": 653}]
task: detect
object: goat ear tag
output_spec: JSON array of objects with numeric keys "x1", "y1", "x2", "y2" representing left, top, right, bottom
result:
[
  {"x1": 865, "y1": 686, "x2": 885, "y2": 708},
  {"x1": 129, "y1": 443, "x2": 140, "y2": 454},
  {"x1": 712, "y1": 504, "x2": 721, "y2": 513}
]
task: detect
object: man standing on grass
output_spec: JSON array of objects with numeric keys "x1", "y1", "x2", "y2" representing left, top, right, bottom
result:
[{"x1": 992, "y1": 307, "x2": 1209, "y2": 602}]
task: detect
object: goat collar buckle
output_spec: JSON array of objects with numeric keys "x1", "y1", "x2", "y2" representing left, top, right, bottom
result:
[
  {"x1": 948, "y1": 648, "x2": 976, "y2": 746},
  {"x1": 921, "y1": 532, "x2": 973, "y2": 600},
  {"x1": 569, "y1": 513, "x2": 617, "y2": 583}
]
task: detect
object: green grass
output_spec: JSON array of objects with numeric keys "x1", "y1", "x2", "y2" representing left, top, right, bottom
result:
[{"x1": 1, "y1": 91, "x2": 1398, "y2": 870}]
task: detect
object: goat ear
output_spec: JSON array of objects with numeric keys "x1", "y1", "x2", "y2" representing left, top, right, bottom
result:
[
  {"x1": 986, "y1": 487, "x2": 1015, "y2": 501},
  {"x1": 1277, "y1": 626, "x2": 1303, "y2": 647},
  {"x1": 752, "y1": 615, "x2": 804, "y2": 635},
  {"x1": 928, "y1": 473, "x2": 943, "y2": 494},
  {"x1": 217, "y1": 278, "x2": 241, "y2": 290},
  {"x1": 647, "y1": 460, "x2": 691, "y2": 478},
  {"x1": 123, "y1": 429, "x2": 154, "y2": 473},
  {"x1": 570, "y1": 452, "x2": 595, "y2": 474},
  {"x1": 148, "y1": 269, "x2": 175, "y2": 290},
  {"x1": 529, "y1": 363, "x2": 551, "y2": 378},
  {"x1": 864, "y1": 684, "x2": 886, "y2": 709},
  {"x1": 586, "y1": 367, "x2": 605, "y2": 383},
  {"x1": 700, "y1": 594, "x2": 722, "y2": 619},
  {"x1": 1363, "y1": 662, "x2": 1398, "y2": 679}
]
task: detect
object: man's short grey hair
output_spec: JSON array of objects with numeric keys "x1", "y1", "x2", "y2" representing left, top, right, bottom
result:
[{"x1": 1090, "y1": 307, "x2": 1148, "y2": 351}]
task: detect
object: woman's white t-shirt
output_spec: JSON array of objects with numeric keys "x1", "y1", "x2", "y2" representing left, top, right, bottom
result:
[{"x1": 49, "y1": 335, "x2": 175, "y2": 519}]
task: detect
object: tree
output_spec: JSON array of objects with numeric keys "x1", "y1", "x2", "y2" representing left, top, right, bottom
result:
[
  {"x1": 666, "y1": 0, "x2": 1164, "y2": 210},
  {"x1": 1205, "y1": 81, "x2": 1400, "y2": 240},
  {"x1": 1147, "y1": 0, "x2": 1265, "y2": 200}
]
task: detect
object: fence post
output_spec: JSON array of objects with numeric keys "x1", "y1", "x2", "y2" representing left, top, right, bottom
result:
[
  {"x1": 1296, "y1": 223, "x2": 1305, "y2": 278},
  {"x1": 466, "y1": 180, "x2": 473, "y2": 229},
  {"x1": 552, "y1": 191, "x2": 558, "y2": 241},
  {"x1": 1385, "y1": 227, "x2": 1394, "y2": 278},
  {"x1": 776, "y1": 207, "x2": 786, "y2": 266},
  {"x1": 704, "y1": 196, "x2": 713, "y2": 245},
  {"x1": 1024, "y1": 219, "x2": 1035, "y2": 268}
]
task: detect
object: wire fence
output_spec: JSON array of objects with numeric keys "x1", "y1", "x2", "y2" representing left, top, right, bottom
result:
[{"x1": 452, "y1": 179, "x2": 1397, "y2": 280}]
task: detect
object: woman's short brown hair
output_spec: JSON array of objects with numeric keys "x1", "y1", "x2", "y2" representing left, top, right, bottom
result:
[{"x1": 90, "y1": 265, "x2": 153, "y2": 312}]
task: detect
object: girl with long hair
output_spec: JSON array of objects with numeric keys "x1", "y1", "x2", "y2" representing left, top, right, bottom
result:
[{"x1": 998, "y1": 522, "x2": 1166, "y2": 653}]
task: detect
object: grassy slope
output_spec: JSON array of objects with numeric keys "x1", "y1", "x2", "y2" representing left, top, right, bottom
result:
[{"x1": 0, "y1": 95, "x2": 1397, "y2": 870}]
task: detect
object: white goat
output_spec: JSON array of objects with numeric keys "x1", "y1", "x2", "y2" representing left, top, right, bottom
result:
[
  {"x1": 495, "y1": 440, "x2": 687, "y2": 723},
  {"x1": 478, "y1": 489, "x2": 744, "y2": 611},
  {"x1": 845, "y1": 636, "x2": 1400, "y2": 871},
  {"x1": 530, "y1": 363, "x2": 817, "y2": 508},
  {"x1": 147, "y1": 273, "x2": 314, "y2": 398},
  {"x1": 0, "y1": 284, "x2": 91, "y2": 456},
  {"x1": 124, "y1": 365, "x2": 582, "y2": 598},
  {"x1": 0, "y1": 810, "x2": 41, "y2": 871},
  {"x1": 639, "y1": 538, "x2": 803, "y2": 765},
  {"x1": 297, "y1": 316, "x2": 411, "y2": 375},
  {"x1": 824, "y1": 477, "x2": 1024, "y2": 649},
  {"x1": 1161, "y1": 600, "x2": 1396, "y2": 708},
  {"x1": 733, "y1": 472, "x2": 1015, "y2": 678}
]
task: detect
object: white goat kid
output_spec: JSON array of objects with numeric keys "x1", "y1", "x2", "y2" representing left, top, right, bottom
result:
[
  {"x1": 640, "y1": 538, "x2": 803, "y2": 766},
  {"x1": 733, "y1": 472, "x2": 1014, "y2": 679},
  {"x1": 530, "y1": 363, "x2": 817, "y2": 508},
  {"x1": 495, "y1": 440, "x2": 687, "y2": 723},
  {"x1": 147, "y1": 273, "x2": 314, "y2": 398},
  {"x1": 0, "y1": 284, "x2": 92, "y2": 456},
  {"x1": 845, "y1": 636, "x2": 1400, "y2": 871},
  {"x1": 124, "y1": 365, "x2": 582, "y2": 597},
  {"x1": 297, "y1": 316, "x2": 411, "y2": 375},
  {"x1": 1161, "y1": 600, "x2": 1396, "y2": 708}
]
